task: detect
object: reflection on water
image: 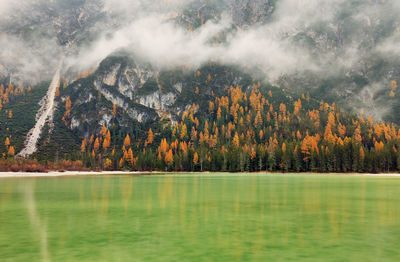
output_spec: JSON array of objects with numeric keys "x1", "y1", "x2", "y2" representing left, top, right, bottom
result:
[
  {"x1": 0, "y1": 174, "x2": 400, "y2": 261},
  {"x1": 23, "y1": 180, "x2": 50, "y2": 262},
  {"x1": 120, "y1": 176, "x2": 133, "y2": 212}
]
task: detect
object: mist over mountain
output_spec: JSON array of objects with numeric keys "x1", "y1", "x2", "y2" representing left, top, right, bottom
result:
[{"x1": 1, "y1": 0, "x2": 399, "y2": 122}]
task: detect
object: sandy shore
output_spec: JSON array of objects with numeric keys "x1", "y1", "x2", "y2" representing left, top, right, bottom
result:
[
  {"x1": 0, "y1": 171, "x2": 151, "y2": 178},
  {"x1": 0, "y1": 171, "x2": 400, "y2": 178}
]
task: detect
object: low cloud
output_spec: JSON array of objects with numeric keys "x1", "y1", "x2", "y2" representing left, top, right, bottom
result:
[
  {"x1": 1, "y1": 0, "x2": 400, "y2": 88},
  {"x1": 68, "y1": 14, "x2": 230, "y2": 70},
  {"x1": 0, "y1": 0, "x2": 14, "y2": 16},
  {"x1": 0, "y1": 33, "x2": 61, "y2": 82}
]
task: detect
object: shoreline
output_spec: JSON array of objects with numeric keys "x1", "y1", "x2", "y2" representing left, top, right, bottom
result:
[
  {"x1": 0, "y1": 171, "x2": 151, "y2": 178},
  {"x1": 0, "y1": 171, "x2": 400, "y2": 178}
]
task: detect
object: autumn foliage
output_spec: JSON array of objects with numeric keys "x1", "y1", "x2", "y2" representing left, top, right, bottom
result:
[
  {"x1": 0, "y1": 159, "x2": 87, "y2": 172},
  {"x1": 4, "y1": 77, "x2": 400, "y2": 173}
]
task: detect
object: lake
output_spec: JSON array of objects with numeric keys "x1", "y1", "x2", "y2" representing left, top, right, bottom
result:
[{"x1": 0, "y1": 174, "x2": 400, "y2": 261}]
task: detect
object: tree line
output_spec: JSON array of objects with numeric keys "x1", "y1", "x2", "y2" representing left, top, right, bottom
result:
[{"x1": 75, "y1": 85, "x2": 400, "y2": 173}]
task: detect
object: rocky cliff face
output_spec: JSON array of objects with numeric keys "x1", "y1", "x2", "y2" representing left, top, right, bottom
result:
[
  {"x1": 1, "y1": 0, "x2": 105, "y2": 46},
  {"x1": 93, "y1": 56, "x2": 180, "y2": 118},
  {"x1": 229, "y1": 0, "x2": 274, "y2": 26},
  {"x1": 55, "y1": 52, "x2": 257, "y2": 141}
]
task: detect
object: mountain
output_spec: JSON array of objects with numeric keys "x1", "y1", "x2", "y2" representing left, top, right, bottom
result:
[
  {"x1": 32, "y1": 53, "x2": 264, "y2": 161},
  {"x1": 0, "y1": 0, "x2": 400, "y2": 172}
]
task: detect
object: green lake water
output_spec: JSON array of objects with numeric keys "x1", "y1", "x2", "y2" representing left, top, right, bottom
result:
[{"x1": 0, "y1": 174, "x2": 400, "y2": 261}]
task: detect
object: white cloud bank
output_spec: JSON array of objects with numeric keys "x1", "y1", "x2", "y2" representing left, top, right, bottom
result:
[{"x1": 1, "y1": 0, "x2": 400, "y2": 85}]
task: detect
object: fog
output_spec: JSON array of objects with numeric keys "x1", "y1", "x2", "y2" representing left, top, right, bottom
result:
[
  {"x1": 0, "y1": 0, "x2": 399, "y2": 92},
  {"x1": 72, "y1": 0, "x2": 341, "y2": 78},
  {"x1": 68, "y1": 14, "x2": 230, "y2": 70},
  {"x1": 0, "y1": 0, "x2": 17, "y2": 16}
]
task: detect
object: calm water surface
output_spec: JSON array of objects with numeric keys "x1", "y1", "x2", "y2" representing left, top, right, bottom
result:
[{"x1": 0, "y1": 174, "x2": 400, "y2": 261}]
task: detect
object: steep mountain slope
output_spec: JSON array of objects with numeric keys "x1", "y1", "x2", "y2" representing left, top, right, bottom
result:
[
  {"x1": 0, "y1": 82, "x2": 49, "y2": 157},
  {"x1": 1, "y1": 52, "x2": 400, "y2": 173},
  {"x1": 31, "y1": 52, "x2": 269, "y2": 160}
]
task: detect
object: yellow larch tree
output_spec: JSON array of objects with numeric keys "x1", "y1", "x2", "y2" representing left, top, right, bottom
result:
[
  {"x1": 165, "y1": 149, "x2": 174, "y2": 166},
  {"x1": 103, "y1": 158, "x2": 113, "y2": 170},
  {"x1": 103, "y1": 135, "x2": 111, "y2": 150},
  {"x1": 193, "y1": 152, "x2": 199, "y2": 165},
  {"x1": 354, "y1": 125, "x2": 362, "y2": 144},
  {"x1": 65, "y1": 96, "x2": 72, "y2": 111},
  {"x1": 62, "y1": 96, "x2": 72, "y2": 125},
  {"x1": 191, "y1": 126, "x2": 198, "y2": 141},
  {"x1": 251, "y1": 148, "x2": 257, "y2": 160},
  {"x1": 158, "y1": 138, "x2": 169, "y2": 154},
  {"x1": 217, "y1": 107, "x2": 222, "y2": 120},
  {"x1": 127, "y1": 148, "x2": 134, "y2": 166},
  {"x1": 112, "y1": 104, "x2": 117, "y2": 118},
  {"x1": 254, "y1": 110, "x2": 263, "y2": 128},
  {"x1": 4, "y1": 137, "x2": 10, "y2": 147},
  {"x1": 301, "y1": 135, "x2": 319, "y2": 160},
  {"x1": 123, "y1": 134, "x2": 131, "y2": 147},
  {"x1": 338, "y1": 123, "x2": 347, "y2": 137},
  {"x1": 146, "y1": 128, "x2": 154, "y2": 145},
  {"x1": 233, "y1": 132, "x2": 240, "y2": 148},
  {"x1": 81, "y1": 138, "x2": 87, "y2": 153},
  {"x1": 180, "y1": 124, "x2": 187, "y2": 140},
  {"x1": 105, "y1": 130, "x2": 111, "y2": 143},
  {"x1": 324, "y1": 124, "x2": 336, "y2": 144},
  {"x1": 94, "y1": 138, "x2": 100, "y2": 151},
  {"x1": 360, "y1": 147, "x2": 365, "y2": 161},
  {"x1": 100, "y1": 124, "x2": 107, "y2": 137},
  {"x1": 328, "y1": 111, "x2": 336, "y2": 127},
  {"x1": 8, "y1": 146, "x2": 15, "y2": 156}
]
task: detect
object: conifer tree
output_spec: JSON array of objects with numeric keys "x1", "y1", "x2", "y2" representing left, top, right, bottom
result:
[{"x1": 7, "y1": 146, "x2": 15, "y2": 156}]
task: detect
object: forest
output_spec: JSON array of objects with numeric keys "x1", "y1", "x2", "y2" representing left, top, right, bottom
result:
[
  {"x1": 1, "y1": 74, "x2": 400, "y2": 173},
  {"x1": 66, "y1": 83, "x2": 400, "y2": 173}
]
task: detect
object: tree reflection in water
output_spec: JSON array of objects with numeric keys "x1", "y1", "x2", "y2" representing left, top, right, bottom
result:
[{"x1": 0, "y1": 174, "x2": 399, "y2": 261}]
